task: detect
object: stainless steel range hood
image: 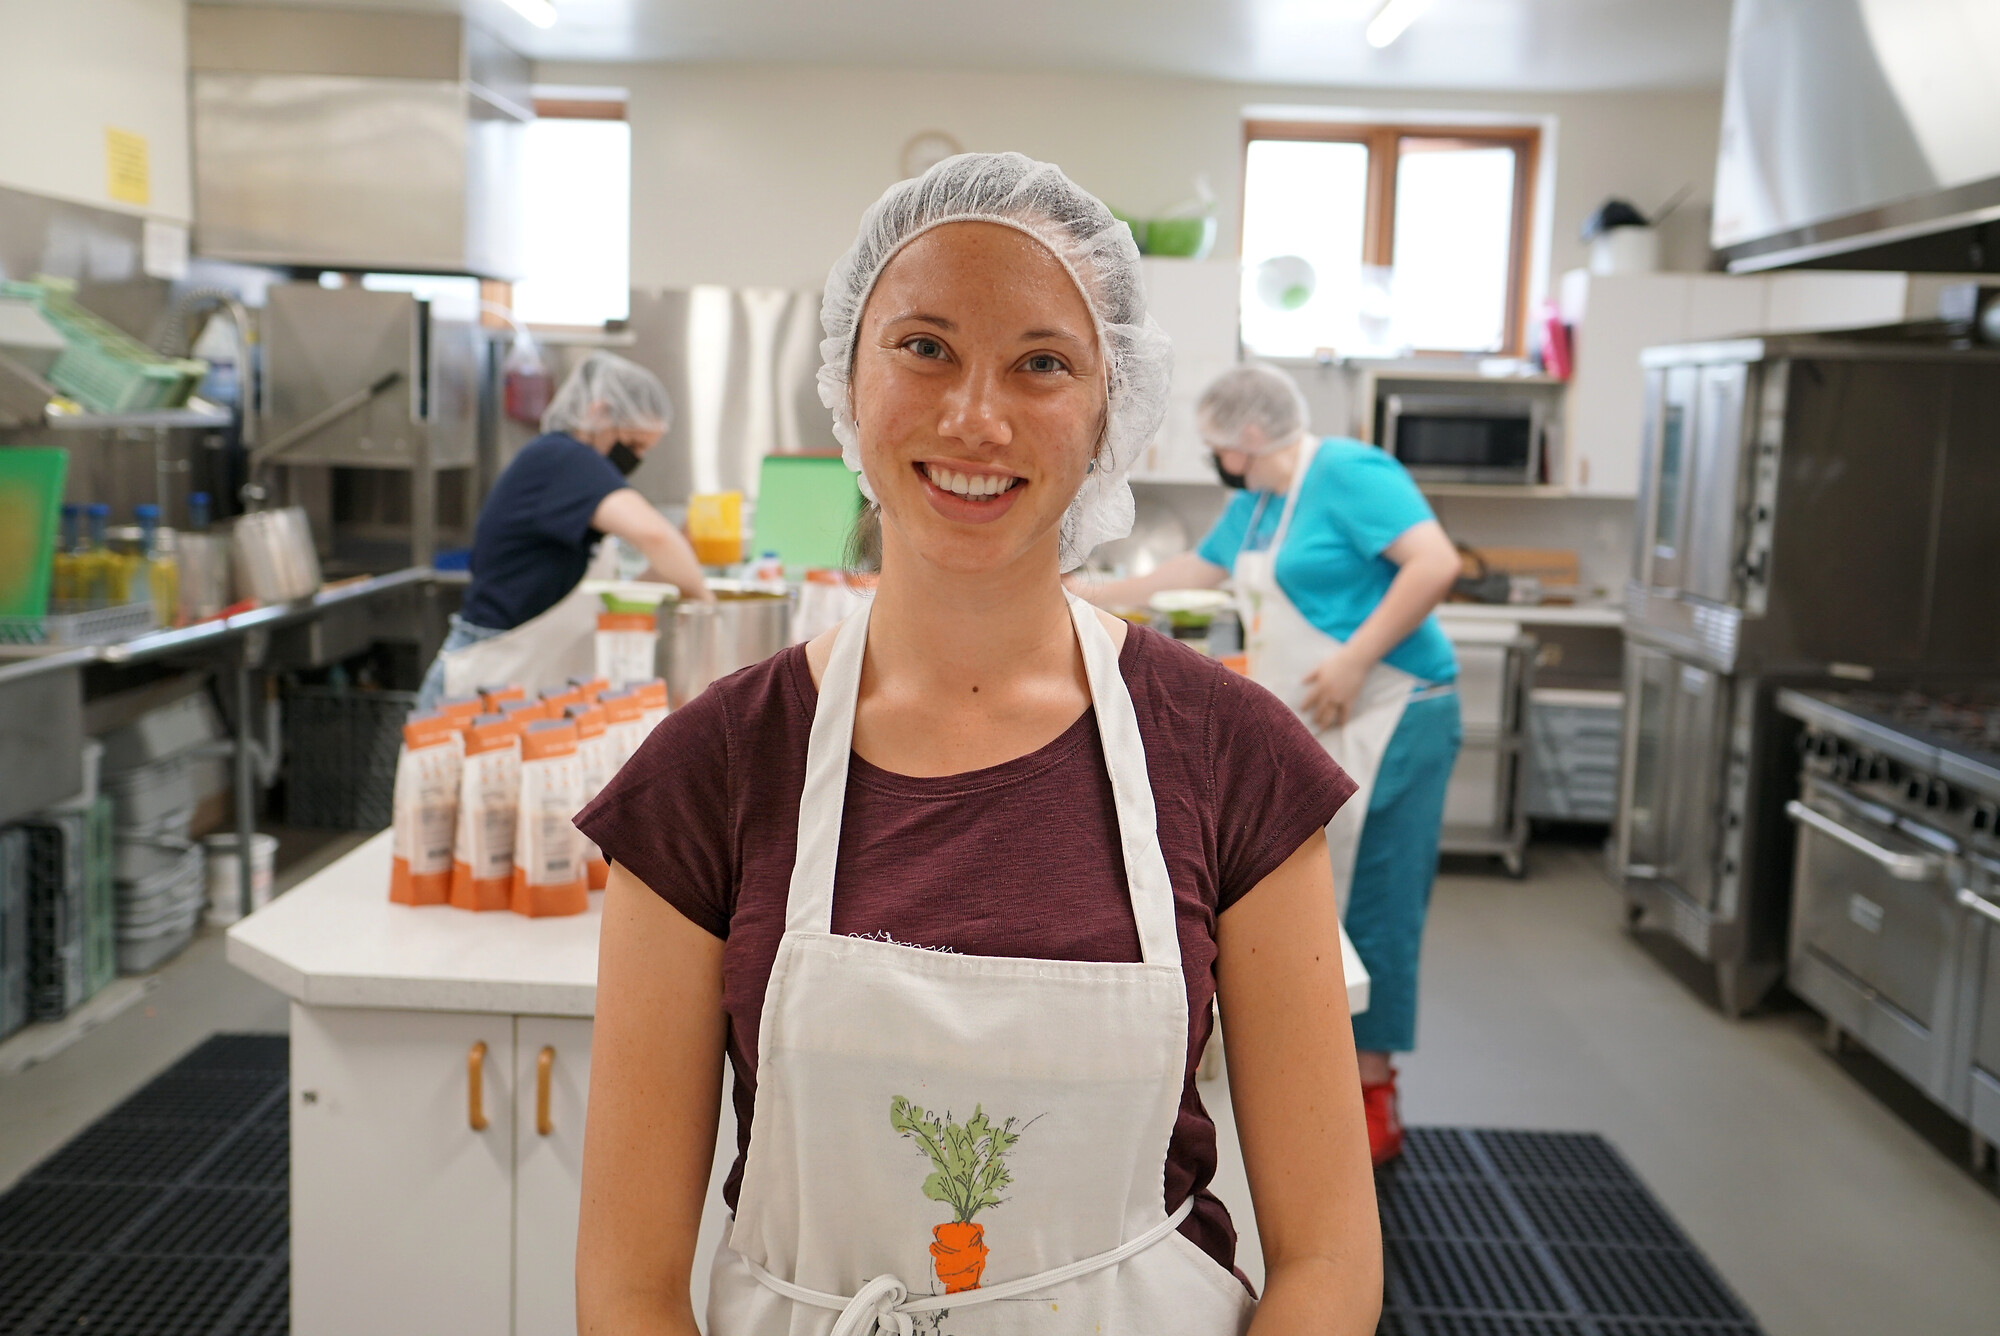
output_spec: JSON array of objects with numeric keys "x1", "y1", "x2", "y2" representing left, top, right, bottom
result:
[
  {"x1": 189, "y1": 5, "x2": 529, "y2": 279},
  {"x1": 1713, "y1": 0, "x2": 2000, "y2": 273}
]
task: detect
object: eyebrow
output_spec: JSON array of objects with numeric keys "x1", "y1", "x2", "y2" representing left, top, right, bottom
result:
[
  {"x1": 1022, "y1": 326, "x2": 1089, "y2": 344},
  {"x1": 882, "y1": 311, "x2": 956, "y2": 331}
]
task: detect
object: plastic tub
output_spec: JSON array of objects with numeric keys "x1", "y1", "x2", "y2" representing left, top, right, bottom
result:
[
  {"x1": 104, "y1": 754, "x2": 194, "y2": 832},
  {"x1": 204, "y1": 832, "x2": 277, "y2": 924}
]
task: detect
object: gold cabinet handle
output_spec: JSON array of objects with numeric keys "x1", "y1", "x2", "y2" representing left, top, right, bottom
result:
[
  {"x1": 468, "y1": 1041, "x2": 489, "y2": 1131},
  {"x1": 536, "y1": 1045, "x2": 555, "y2": 1136}
]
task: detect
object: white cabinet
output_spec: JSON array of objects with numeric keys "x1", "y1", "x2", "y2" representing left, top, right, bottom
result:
[
  {"x1": 515, "y1": 1016, "x2": 594, "y2": 1336},
  {"x1": 290, "y1": 1005, "x2": 596, "y2": 1336},
  {"x1": 1136, "y1": 258, "x2": 1239, "y2": 483},
  {"x1": 1559, "y1": 269, "x2": 1910, "y2": 499},
  {"x1": 290, "y1": 1006, "x2": 516, "y2": 1336}
]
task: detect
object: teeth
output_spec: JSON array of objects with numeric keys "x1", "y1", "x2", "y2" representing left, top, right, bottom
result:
[{"x1": 925, "y1": 463, "x2": 1016, "y2": 498}]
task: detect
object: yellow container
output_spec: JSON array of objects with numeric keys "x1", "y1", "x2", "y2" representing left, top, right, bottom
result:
[{"x1": 688, "y1": 491, "x2": 744, "y2": 568}]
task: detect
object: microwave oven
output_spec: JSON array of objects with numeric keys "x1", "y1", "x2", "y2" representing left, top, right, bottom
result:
[{"x1": 1379, "y1": 392, "x2": 1544, "y2": 484}]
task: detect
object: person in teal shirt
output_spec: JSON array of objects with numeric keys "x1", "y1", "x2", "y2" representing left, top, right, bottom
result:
[{"x1": 1083, "y1": 364, "x2": 1463, "y2": 1165}]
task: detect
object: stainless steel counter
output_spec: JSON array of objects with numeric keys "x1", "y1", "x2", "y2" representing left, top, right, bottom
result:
[{"x1": 0, "y1": 567, "x2": 446, "y2": 914}]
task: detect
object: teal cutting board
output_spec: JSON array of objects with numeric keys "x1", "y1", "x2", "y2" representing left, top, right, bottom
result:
[
  {"x1": 0, "y1": 447, "x2": 67, "y2": 616},
  {"x1": 752, "y1": 454, "x2": 863, "y2": 573}
]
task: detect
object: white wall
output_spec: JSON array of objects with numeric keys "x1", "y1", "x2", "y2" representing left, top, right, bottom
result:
[
  {"x1": 539, "y1": 59, "x2": 1722, "y2": 294},
  {"x1": 0, "y1": 0, "x2": 192, "y2": 222}
]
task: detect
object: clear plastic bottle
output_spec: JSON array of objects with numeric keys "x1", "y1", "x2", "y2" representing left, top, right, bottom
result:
[{"x1": 133, "y1": 504, "x2": 179, "y2": 627}]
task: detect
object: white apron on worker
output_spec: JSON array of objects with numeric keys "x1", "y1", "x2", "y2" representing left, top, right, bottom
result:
[
  {"x1": 1235, "y1": 439, "x2": 1417, "y2": 914},
  {"x1": 437, "y1": 543, "x2": 618, "y2": 699},
  {"x1": 707, "y1": 595, "x2": 1256, "y2": 1336}
]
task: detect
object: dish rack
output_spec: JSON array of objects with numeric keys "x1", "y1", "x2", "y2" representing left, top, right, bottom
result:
[
  {"x1": 0, "y1": 279, "x2": 206, "y2": 414},
  {"x1": 0, "y1": 600, "x2": 157, "y2": 647}
]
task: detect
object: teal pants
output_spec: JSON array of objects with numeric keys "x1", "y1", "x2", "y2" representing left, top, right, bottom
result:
[{"x1": 1345, "y1": 690, "x2": 1462, "y2": 1054}]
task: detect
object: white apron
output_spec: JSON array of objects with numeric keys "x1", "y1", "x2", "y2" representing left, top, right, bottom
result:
[
  {"x1": 437, "y1": 542, "x2": 618, "y2": 700},
  {"x1": 707, "y1": 595, "x2": 1256, "y2": 1336},
  {"x1": 1235, "y1": 439, "x2": 1417, "y2": 913}
]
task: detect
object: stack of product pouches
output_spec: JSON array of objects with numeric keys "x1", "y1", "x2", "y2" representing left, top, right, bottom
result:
[{"x1": 388, "y1": 676, "x2": 668, "y2": 916}]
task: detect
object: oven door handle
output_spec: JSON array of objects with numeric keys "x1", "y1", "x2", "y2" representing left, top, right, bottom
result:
[
  {"x1": 1785, "y1": 800, "x2": 1941, "y2": 881},
  {"x1": 1958, "y1": 887, "x2": 2000, "y2": 928}
]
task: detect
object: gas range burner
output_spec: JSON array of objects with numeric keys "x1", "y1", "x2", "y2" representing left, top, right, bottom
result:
[{"x1": 1832, "y1": 688, "x2": 2000, "y2": 758}]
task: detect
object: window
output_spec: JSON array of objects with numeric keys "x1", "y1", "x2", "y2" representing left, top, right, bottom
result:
[
  {"x1": 1240, "y1": 121, "x2": 1538, "y2": 359},
  {"x1": 511, "y1": 92, "x2": 631, "y2": 328}
]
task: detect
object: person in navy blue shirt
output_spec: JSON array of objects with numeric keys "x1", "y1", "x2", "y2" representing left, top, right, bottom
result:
[{"x1": 417, "y1": 353, "x2": 711, "y2": 710}]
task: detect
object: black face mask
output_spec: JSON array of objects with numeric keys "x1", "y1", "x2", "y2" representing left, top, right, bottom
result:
[
  {"x1": 1212, "y1": 455, "x2": 1250, "y2": 490},
  {"x1": 607, "y1": 441, "x2": 643, "y2": 477}
]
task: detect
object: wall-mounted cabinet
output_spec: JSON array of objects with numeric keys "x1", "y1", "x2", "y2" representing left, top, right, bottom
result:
[{"x1": 1558, "y1": 269, "x2": 1909, "y2": 498}]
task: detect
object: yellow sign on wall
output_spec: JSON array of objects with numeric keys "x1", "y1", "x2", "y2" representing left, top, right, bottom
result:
[{"x1": 105, "y1": 127, "x2": 150, "y2": 207}]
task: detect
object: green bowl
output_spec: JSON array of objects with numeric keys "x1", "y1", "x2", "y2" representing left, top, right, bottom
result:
[{"x1": 1143, "y1": 217, "x2": 1216, "y2": 259}]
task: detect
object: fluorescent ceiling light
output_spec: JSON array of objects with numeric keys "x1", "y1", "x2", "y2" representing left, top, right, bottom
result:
[
  {"x1": 1366, "y1": 0, "x2": 1433, "y2": 48},
  {"x1": 502, "y1": 0, "x2": 557, "y2": 28}
]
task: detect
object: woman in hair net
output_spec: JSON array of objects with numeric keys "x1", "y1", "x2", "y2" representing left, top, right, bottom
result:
[
  {"x1": 414, "y1": 351, "x2": 709, "y2": 711},
  {"x1": 1085, "y1": 363, "x2": 1463, "y2": 1167},
  {"x1": 575, "y1": 154, "x2": 1382, "y2": 1334}
]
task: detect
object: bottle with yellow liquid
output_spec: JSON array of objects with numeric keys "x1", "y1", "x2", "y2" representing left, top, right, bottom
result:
[
  {"x1": 79, "y1": 503, "x2": 121, "y2": 605},
  {"x1": 133, "y1": 505, "x2": 179, "y2": 627},
  {"x1": 51, "y1": 504, "x2": 82, "y2": 604}
]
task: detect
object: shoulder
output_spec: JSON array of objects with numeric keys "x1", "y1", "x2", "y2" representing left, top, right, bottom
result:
[{"x1": 1312, "y1": 436, "x2": 1396, "y2": 478}]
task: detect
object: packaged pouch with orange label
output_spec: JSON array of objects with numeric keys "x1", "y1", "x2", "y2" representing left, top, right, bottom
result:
[
  {"x1": 600, "y1": 688, "x2": 645, "y2": 770},
  {"x1": 450, "y1": 715, "x2": 520, "y2": 911},
  {"x1": 479, "y1": 683, "x2": 526, "y2": 712},
  {"x1": 568, "y1": 675, "x2": 610, "y2": 700},
  {"x1": 435, "y1": 694, "x2": 484, "y2": 720},
  {"x1": 390, "y1": 712, "x2": 463, "y2": 906},
  {"x1": 566, "y1": 703, "x2": 615, "y2": 890},
  {"x1": 633, "y1": 678, "x2": 669, "y2": 734},
  {"x1": 595, "y1": 608, "x2": 658, "y2": 690},
  {"x1": 512, "y1": 719, "x2": 588, "y2": 917}
]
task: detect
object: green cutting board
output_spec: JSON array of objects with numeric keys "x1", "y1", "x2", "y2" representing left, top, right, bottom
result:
[
  {"x1": 0, "y1": 447, "x2": 67, "y2": 616},
  {"x1": 752, "y1": 454, "x2": 864, "y2": 573}
]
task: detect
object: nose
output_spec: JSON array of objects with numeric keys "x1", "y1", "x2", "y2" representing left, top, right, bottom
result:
[{"x1": 935, "y1": 364, "x2": 1012, "y2": 453}]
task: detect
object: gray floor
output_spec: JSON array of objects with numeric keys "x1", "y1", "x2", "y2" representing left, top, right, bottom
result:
[{"x1": 4, "y1": 837, "x2": 1998, "y2": 1334}]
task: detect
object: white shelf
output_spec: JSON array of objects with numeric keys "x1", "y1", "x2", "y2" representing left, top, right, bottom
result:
[
  {"x1": 43, "y1": 396, "x2": 232, "y2": 431},
  {"x1": 1419, "y1": 482, "x2": 1572, "y2": 499}
]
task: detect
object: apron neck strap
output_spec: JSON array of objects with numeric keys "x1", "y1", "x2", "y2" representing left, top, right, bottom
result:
[
  {"x1": 784, "y1": 593, "x2": 1182, "y2": 970},
  {"x1": 1266, "y1": 437, "x2": 1322, "y2": 558}
]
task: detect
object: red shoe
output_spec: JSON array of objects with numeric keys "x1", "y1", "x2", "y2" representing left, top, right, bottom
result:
[{"x1": 1361, "y1": 1069, "x2": 1405, "y2": 1166}]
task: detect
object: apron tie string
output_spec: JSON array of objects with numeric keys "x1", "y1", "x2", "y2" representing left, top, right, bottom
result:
[{"x1": 738, "y1": 1198, "x2": 1194, "y2": 1330}]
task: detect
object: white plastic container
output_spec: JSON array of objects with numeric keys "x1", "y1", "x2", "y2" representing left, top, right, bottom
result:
[{"x1": 204, "y1": 831, "x2": 277, "y2": 924}]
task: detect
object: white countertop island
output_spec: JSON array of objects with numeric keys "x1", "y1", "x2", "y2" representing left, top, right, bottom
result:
[{"x1": 230, "y1": 826, "x2": 1369, "y2": 1336}]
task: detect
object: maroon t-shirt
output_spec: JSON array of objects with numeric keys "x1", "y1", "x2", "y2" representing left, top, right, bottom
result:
[{"x1": 577, "y1": 626, "x2": 1353, "y2": 1276}]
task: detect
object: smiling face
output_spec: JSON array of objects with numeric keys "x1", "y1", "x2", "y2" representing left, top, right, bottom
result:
[{"x1": 849, "y1": 221, "x2": 1107, "y2": 578}]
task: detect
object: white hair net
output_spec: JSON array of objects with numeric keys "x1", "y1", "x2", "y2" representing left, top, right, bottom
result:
[
  {"x1": 541, "y1": 352, "x2": 674, "y2": 438},
  {"x1": 1197, "y1": 364, "x2": 1311, "y2": 454},
  {"x1": 817, "y1": 151, "x2": 1172, "y2": 570}
]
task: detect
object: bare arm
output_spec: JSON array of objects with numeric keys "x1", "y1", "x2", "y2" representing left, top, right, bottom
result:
[
  {"x1": 1301, "y1": 518, "x2": 1461, "y2": 728},
  {"x1": 592, "y1": 489, "x2": 715, "y2": 602},
  {"x1": 1070, "y1": 551, "x2": 1229, "y2": 609},
  {"x1": 1218, "y1": 830, "x2": 1382, "y2": 1335},
  {"x1": 577, "y1": 865, "x2": 727, "y2": 1336}
]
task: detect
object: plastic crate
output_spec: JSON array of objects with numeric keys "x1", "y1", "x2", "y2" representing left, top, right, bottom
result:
[
  {"x1": 0, "y1": 829, "x2": 28, "y2": 1040},
  {"x1": 19, "y1": 797, "x2": 115, "y2": 1019},
  {"x1": 283, "y1": 686, "x2": 416, "y2": 831},
  {"x1": 104, "y1": 754, "x2": 196, "y2": 836},
  {"x1": 5, "y1": 279, "x2": 206, "y2": 414}
]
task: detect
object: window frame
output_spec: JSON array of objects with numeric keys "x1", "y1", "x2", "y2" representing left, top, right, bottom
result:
[{"x1": 1240, "y1": 119, "x2": 1541, "y2": 357}]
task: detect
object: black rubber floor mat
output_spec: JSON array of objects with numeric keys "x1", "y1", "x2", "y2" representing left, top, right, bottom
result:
[
  {"x1": 1377, "y1": 1128, "x2": 1766, "y2": 1336},
  {"x1": 0, "y1": 1032, "x2": 288, "y2": 1336},
  {"x1": 3, "y1": 1040, "x2": 1764, "y2": 1336}
]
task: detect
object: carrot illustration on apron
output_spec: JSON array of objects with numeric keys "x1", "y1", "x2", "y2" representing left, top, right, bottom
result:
[{"x1": 890, "y1": 1097, "x2": 1028, "y2": 1293}]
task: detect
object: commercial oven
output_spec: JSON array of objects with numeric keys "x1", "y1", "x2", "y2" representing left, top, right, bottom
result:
[{"x1": 1617, "y1": 335, "x2": 2000, "y2": 1015}]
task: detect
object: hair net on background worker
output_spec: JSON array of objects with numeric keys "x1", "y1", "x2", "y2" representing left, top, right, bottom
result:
[
  {"x1": 1197, "y1": 363, "x2": 1311, "y2": 454},
  {"x1": 817, "y1": 151, "x2": 1173, "y2": 570},
  {"x1": 540, "y1": 351, "x2": 675, "y2": 438}
]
